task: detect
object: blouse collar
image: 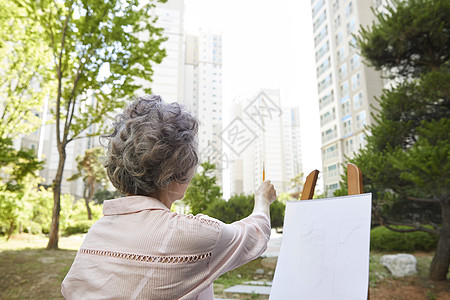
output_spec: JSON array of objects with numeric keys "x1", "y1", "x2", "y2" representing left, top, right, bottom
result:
[{"x1": 103, "y1": 196, "x2": 170, "y2": 216}]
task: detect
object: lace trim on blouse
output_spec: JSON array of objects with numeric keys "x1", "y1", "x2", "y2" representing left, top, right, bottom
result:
[
  {"x1": 184, "y1": 214, "x2": 220, "y2": 228},
  {"x1": 79, "y1": 248, "x2": 212, "y2": 264}
]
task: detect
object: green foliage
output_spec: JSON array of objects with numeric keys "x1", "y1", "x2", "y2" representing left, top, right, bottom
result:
[
  {"x1": 351, "y1": 0, "x2": 450, "y2": 279},
  {"x1": 59, "y1": 196, "x2": 103, "y2": 231},
  {"x1": 63, "y1": 220, "x2": 95, "y2": 235},
  {"x1": 357, "y1": 0, "x2": 450, "y2": 79},
  {"x1": 67, "y1": 148, "x2": 107, "y2": 185},
  {"x1": 0, "y1": 137, "x2": 43, "y2": 192},
  {"x1": 344, "y1": 0, "x2": 450, "y2": 224},
  {"x1": 0, "y1": 186, "x2": 102, "y2": 238},
  {"x1": 0, "y1": 190, "x2": 29, "y2": 239},
  {"x1": 371, "y1": 226, "x2": 438, "y2": 252},
  {"x1": 289, "y1": 173, "x2": 304, "y2": 192},
  {"x1": 0, "y1": 0, "x2": 53, "y2": 139},
  {"x1": 270, "y1": 199, "x2": 285, "y2": 228},
  {"x1": 68, "y1": 147, "x2": 107, "y2": 219},
  {"x1": 93, "y1": 189, "x2": 123, "y2": 205},
  {"x1": 13, "y1": 0, "x2": 169, "y2": 143},
  {"x1": 204, "y1": 194, "x2": 285, "y2": 228},
  {"x1": 183, "y1": 162, "x2": 222, "y2": 215}
]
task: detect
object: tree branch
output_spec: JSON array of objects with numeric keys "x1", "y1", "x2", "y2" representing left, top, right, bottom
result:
[
  {"x1": 406, "y1": 196, "x2": 440, "y2": 204},
  {"x1": 384, "y1": 221, "x2": 440, "y2": 236},
  {"x1": 392, "y1": 187, "x2": 441, "y2": 204},
  {"x1": 55, "y1": 0, "x2": 74, "y2": 146}
]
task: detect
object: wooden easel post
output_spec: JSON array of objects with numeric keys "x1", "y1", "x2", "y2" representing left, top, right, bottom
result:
[
  {"x1": 300, "y1": 170, "x2": 319, "y2": 200},
  {"x1": 347, "y1": 163, "x2": 364, "y2": 195}
]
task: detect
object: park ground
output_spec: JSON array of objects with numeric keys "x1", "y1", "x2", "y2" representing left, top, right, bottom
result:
[{"x1": 0, "y1": 234, "x2": 449, "y2": 300}]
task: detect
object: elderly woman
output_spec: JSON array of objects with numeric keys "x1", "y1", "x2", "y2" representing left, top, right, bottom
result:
[{"x1": 61, "y1": 95, "x2": 277, "y2": 300}]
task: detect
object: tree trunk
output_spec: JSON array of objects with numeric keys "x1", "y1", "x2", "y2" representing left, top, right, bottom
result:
[
  {"x1": 85, "y1": 197, "x2": 92, "y2": 220},
  {"x1": 82, "y1": 183, "x2": 92, "y2": 220},
  {"x1": 46, "y1": 147, "x2": 66, "y2": 250},
  {"x1": 429, "y1": 199, "x2": 450, "y2": 281},
  {"x1": 6, "y1": 219, "x2": 14, "y2": 241}
]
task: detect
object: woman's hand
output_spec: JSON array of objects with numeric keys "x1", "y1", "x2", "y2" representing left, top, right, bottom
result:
[{"x1": 253, "y1": 180, "x2": 277, "y2": 217}]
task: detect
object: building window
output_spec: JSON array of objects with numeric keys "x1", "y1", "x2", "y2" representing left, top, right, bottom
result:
[
  {"x1": 349, "y1": 36, "x2": 357, "y2": 48},
  {"x1": 315, "y1": 41, "x2": 330, "y2": 60},
  {"x1": 358, "y1": 133, "x2": 367, "y2": 148},
  {"x1": 356, "y1": 110, "x2": 366, "y2": 129},
  {"x1": 345, "y1": 1, "x2": 353, "y2": 18},
  {"x1": 322, "y1": 125, "x2": 337, "y2": 143},
  {"x1": 324, "y1": 144, "x2": 338, "y2": 161},
  {"x1": 338, "y1": 63, "x2": 347, "y2": 80},
  {"x1": 316, "y1": 57, "x2": 331, "y2": 77},
  {"x1": 313, "y1": 9, "x2": 327, "y2": 32},
  {"x1": 334, "y1": 14, "x2": 341, "y2": 29},
  {"x1": 319, "y1": 90, "x2": 334, "y2": 109},
  {"x1": 345, "y1": 138, "x2": 354, "y2": 154},
  {"x1": 335, "y1": 31, "x2": 343, "y2": 46},
  {"x1": 333, "y1": 0, "x2": 339, "y2": 13},
  {"x1": 346, "y1": 18, "x2": 356, "y2": 35},
  {"x1": 318, "y1": 74, "x2": 332, "y2": 93},
  {"x1": 327, "y1": 164, "x2": 338, "y2": 177},
  {"x1": 343, "y1": 118, "x2": 352, "y2": 135},
  {"x1": 314, "y1": 25, "x2": 328, "y2": 47},
  {"x1": 312, "y1": 0, "x2": 325, "y2": 17},
  {"x1": 320, "y1": 107, "x2": 336, "y2": 126},
  {"x1": 328, "y1": 183, "x2": 339, "y2": 194},
  {"x1": 337, "y1": 46, "x2": 346, "y2": 61},
  {"x1": 351, "y1": 72, "x2": 361, "y2": 90},
  {"x1": 341, "y1": 99, "x2": 350, "y2": 116},
  {"x1": 350, "y1": 53, "x2": 360, "y2": 71},
  {"x1": 340, "y1": 81, "x2": 349, "y2": 98},
  {"x1": 353, "y1": 92, "x2": 363, "y2": 110}
]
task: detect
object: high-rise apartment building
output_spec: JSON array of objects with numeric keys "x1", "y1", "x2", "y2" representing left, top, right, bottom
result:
[
  {"x1": 229, "y1": 89, "x2": 302, "y2": 196},
  {"x1": 310, "y1": 0, "x2": 384, "y2": 196},
  {"x1": 136, "y1": 0, "x2": 185, "y2": 102},
  {"x1": 282, "y1": 106, "x2": 303, "y2": 192},
  {"x1": 184, "y1": 31, "x2": 223, "y2": 185}
]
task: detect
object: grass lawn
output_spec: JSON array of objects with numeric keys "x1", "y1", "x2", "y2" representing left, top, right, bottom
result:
[{"x1": 1, "y1": 234, "x2": 449, "y2": 300}]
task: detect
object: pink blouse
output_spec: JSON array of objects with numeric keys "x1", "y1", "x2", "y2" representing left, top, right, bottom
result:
[{"x1": 61, "y1": 196, "x2": 271, "y2": 299}]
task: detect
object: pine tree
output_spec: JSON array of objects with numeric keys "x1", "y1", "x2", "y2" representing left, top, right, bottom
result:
[{"x1": 339, "y1": 0, "x2": 450, "y2": 280}]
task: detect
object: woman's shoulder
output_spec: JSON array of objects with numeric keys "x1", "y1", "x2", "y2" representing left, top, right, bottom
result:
[
  {"x1": 161, "y1": 212, "x2": 223, "y2": 254},
  {"x1": 175, "y1": 213, "x2": 221, "y2": 229}
]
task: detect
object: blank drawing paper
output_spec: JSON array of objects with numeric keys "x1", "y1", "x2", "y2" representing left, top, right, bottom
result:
[{"x1": 270, "y1": 193, "x2": 372, "y2": 300}]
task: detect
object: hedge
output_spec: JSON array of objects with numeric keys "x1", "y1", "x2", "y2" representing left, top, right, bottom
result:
[
  {"x1": 370, "y1": 225, "x2": 438, "y2": 252},
  {"x1": 64, "y1": 220, "x2": 95, "y2": 235}
]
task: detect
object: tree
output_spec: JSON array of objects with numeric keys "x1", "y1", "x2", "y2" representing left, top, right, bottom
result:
[
  {"x1": 183, "y1": 162, "x2": 222, "y2": 215},
  {"x1": 204, "y1": 195, "x2": 254, "y2": 224},
  {"x1": 0, "y1": 0, "x2": 48, "y2": 190},
  {"x1": 288, "y1": 172, "x2": 304, "y2": 199},
  {"x1": 0, "y1": 137, "x2": 43, "y2": 192},
  {"x1": 67, "y1": 147, "x2": 107, "y2": 220},
  {"x1": 14, "y1": 0, "x2": 168, "y2": 249},
  {"x1": 340, "y1": 0, "x2": 450, "y2": 280},
  {"x1": 0, "y1": 0, "x2": 53, "y2": 139}
]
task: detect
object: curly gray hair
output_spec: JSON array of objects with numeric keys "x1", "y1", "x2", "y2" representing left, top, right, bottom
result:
[{"x1": 102, "y1": 95, "x2": 199, "y2": 197}]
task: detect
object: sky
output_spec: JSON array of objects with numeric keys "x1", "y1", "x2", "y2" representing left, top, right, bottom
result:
[{"x1": 183, "y1": 0, "x2": 323, "y2": 193}]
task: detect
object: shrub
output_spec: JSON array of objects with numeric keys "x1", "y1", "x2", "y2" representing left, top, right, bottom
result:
[
  {"x1": 204, "y1": 194, "x2": 285, "y2": 228},
  {"x1": 64, "y1": 220, "x2": 95, "y2": 235},
  {"x1": 370, "y1": 225, "x2": 438, "y2": 252}
]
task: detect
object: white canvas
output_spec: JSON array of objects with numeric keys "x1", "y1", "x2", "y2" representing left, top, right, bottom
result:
[{"x1": 270, "y1": 193, "x2": 372, "y2": 300}]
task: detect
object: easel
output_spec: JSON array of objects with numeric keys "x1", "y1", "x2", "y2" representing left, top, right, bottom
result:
[{"x1": 299, "y1": 163, "x2": 369, "y2": 299}]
